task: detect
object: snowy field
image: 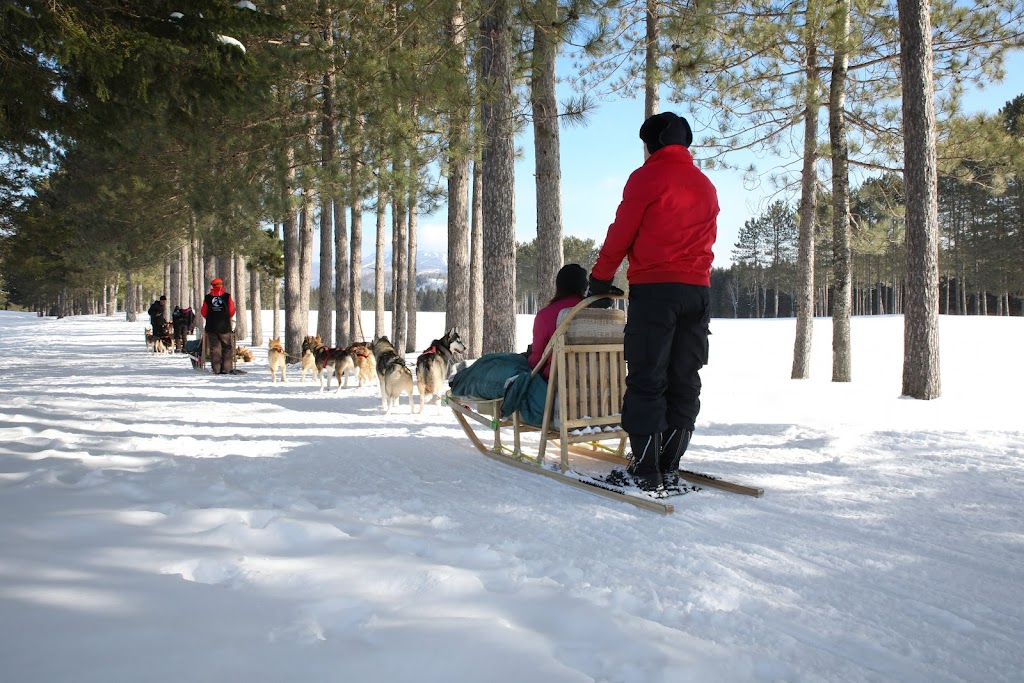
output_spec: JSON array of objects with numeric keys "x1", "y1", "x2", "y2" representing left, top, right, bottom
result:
[{"x1": 1, "y1": 308, "x2": 1022, "y2": 683}]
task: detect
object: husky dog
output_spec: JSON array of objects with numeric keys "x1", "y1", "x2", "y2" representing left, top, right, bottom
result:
[
  {"x1": 147, "y1": 323, "x2": 173, "y2": 354},
  {"x1": 347, "y1": 341, "x2": 377, "y2": 387},
  {"x1": 146, "y1": 325, "x2": 172, "y2": 356},
  {"x1": 300, "y1": 336, "x2": 322, "y2": 382},
  {"x1": 268, "y1": 338, "x2": 287, "y2": 382},
  {"x1": 372, "y1": 336, "x2": 416, "y2": 413},
  {"x1": 415, "y1": 328, "x2": 467, "y2": 414},
  {"x1": 315, "y1": 345, "x2": 358, "y2": 392},
  {"x1": 157, "y1": 322, "x2": 174, "y2": 353}
]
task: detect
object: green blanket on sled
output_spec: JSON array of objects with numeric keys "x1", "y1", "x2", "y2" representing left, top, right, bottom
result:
[{"x1": 449, "y1": 353, "x2": 548, "y2": 426}]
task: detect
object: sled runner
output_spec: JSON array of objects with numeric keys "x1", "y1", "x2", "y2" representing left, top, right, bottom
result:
[{"x1": 446, "y1": 295, "x2": 763, "y2": 514}]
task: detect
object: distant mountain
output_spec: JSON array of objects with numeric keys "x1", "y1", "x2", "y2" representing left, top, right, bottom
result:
[
  {"x1": 363, "y1": 250, "x2": 447, "y2": 273},
  {"x1": 311, "y1": 250, "x2": 448, "y2": 290}
]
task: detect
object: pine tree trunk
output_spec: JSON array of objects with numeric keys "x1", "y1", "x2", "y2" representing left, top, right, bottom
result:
[
  {"x1": 374, "y1": 187, "x2": 387, "y2": 340},
  {"x1": 898, "y1": 0, "x2": 942, "y2": 399},
  {"x1": 532, "y1": 0, "x2": 563, "y2": 304},
  {"x1": 791, "y1": 47, "x2": 818, "y2": 379},
  {"x1": 319, "y1": 3, "x2": 337, "y2": 347},
  {"x1": 170, "y1": 255, "x2": 180, "y2": 311},
  {"x1": 334, "y1": 198, "x2": 350, "y2": 347},
  {"x1": 179, "y1": 243, "x2": 189, "y2": 309},
  {"x1": 105, "y1": 277, "x2": 116, "y2": 316},
  {"x1": 299, "y1": 182, "x2": 315, "y2": 341},
  {"x1": 446, "y1": 151, "x2": 471, "y2": 338},
  {"x1": 217, "y1": 254, "x2": 232, "y2": 293},
  {"x1": 193, "y1": 226, "x2": 201, "y2": 306},
  {"x1": 407, "y1": 184, "x2": 418, "y2": 353},
  {"x1": 349, "y1": 115, "x2": 366, "y2": 342},
  {"x1": 192, "y1": 237, "x2": 204, "y2": 334},
  {"x1": 125, "y1": 270, "x2": 136, "y2": 322},
  {"x1": 318, "y1": 192, "x2": 334, "y2": 344},
  {"x1": 234, "y1": 252, "x2": 247, "y2": 340},
  {"x1": 273, "y1": 222, "x2": 281, "y2": 342},
  {"x1": 349, "y1": 203, "x2": 363, "y2": 341},
  {"x1": 391, "y1": 162, "x2": 408, "y2": 353},
  {"x1": 445, "y1": 0, "x2": 472, "y2": 343},
  {"x1": 284, "y1": 151, "x2": 303, "y2": 357},
  {"x1": 163, "y1": 258, "x2": 171, "y2": 303},
  {"x1": 479, "y1": 0, "x2": 517, "y2": 354},
  {"x1": 829, "y1": 0, "x2": 853, "y2": 382},
  {"x1": 644, "y1": 0, "x2": 659, "y2": 118},
  {"x1": 469, "y1": 158, "x2": 484, "y2": 358},
  {"x1": 250, "y1": 268, "x2": 263, "y2": 347}
]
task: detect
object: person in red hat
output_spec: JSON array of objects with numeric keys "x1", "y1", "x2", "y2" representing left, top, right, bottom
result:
[{"x1": 200, "y1": 277, "x2": 236, "y2": 374}]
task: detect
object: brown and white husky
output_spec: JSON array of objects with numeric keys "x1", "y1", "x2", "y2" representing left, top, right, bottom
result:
[{"x1": 268, "y1": 338, "x2": 287, "y2": 382}]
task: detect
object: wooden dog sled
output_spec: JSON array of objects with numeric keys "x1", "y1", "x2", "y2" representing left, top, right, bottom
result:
[
  {"x1": 188, "y1": 331, "x2": 244, "y2": 373},
  {"x1": 446, "y1": 296, "x2": 763, "y2": 514}
]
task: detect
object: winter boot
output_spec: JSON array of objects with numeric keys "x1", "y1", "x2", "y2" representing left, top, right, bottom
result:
[
  {"x1": 608, "y1": 433, "x2": 663, "y2": 491},
  {"x1": 660, "y1": 428, "x2": 692, "y2": 492}
]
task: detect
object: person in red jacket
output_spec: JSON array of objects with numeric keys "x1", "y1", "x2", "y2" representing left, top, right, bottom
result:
[
  {"x1": 200, "y1": 277, "x2": 236, "y2": 375},
  {"x1": 588, "y1": 111, "x2": 719, "y2": 493},
  {"x1": 527, "y1": 264, "x2": 588, "y2": 379}
]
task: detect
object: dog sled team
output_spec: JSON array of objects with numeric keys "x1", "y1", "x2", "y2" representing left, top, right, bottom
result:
[
  {"x1": 145, "y1": 294, "x2": 196, "y2": 355},
  {"x1": 269, "y1": 328, "x2": 466, "y2": 415}
]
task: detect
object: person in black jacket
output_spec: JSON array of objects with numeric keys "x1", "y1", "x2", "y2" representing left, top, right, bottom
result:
[
  {"x1": 148, "y1": 295, "x2": 168, "y2": 334},
  {"x1": 171, "y1": 306, "x2": 195, "y2": 353},
  {"x1": 200, "y1": 278, "x2": 236, "y2": 374}
]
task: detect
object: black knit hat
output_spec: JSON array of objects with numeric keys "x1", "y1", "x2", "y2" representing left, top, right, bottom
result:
[
  {"x1": 555, "y1": 263, "x2": 588, "y2": 298},
  {"x1": 639, "y1": 112, "x2": 693, "y2": 154}
]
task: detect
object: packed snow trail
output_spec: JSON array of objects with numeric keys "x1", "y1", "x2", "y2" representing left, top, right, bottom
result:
[{"x1": 1, "y1": 311, "x2": 1022, "y2": 682}]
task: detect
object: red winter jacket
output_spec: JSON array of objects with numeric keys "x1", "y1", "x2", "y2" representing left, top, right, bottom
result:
[
  {"x1": 591, "y1": 145, "x2": 719, "y2": 287},
  {"x1": 528, "y1": 295, "x2": 583, "y2": 380}
]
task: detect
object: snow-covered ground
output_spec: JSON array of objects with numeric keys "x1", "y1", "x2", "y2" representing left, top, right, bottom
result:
[{"x1": 1, "y1": 309, "x2": 1021, "y2": 683}]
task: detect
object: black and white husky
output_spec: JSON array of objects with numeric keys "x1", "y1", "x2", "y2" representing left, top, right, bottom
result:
[{"x1": 415, "y1": 328, "x2": 467, "y2": 414}]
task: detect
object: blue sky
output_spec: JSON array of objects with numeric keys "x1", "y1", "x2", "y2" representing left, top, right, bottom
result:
[{"x1": 385, "y1": 50, "x2": 1024, "y2": 269}]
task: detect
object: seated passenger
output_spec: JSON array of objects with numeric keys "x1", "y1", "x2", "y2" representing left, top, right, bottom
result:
[{"x1": 527, "y1": 263, "x2": 588, "y2": 379}]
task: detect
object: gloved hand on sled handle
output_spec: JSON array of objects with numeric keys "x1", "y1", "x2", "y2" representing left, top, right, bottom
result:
[{"x1": 586, "y1": 275, "x2": 624, "y2": 309}]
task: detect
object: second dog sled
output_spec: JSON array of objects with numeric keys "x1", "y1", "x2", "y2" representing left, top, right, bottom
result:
[
  {"x1": 187, "y1": 331, "x2": 246, "y2": 374},
  {"x1": 445, "y1": 296, "x2": 763, "y2": 514}
]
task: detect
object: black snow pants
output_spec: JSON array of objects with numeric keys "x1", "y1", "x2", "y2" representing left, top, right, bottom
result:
[{"x1": 621, "y1": 283, "x2": 710, "y2": 436}]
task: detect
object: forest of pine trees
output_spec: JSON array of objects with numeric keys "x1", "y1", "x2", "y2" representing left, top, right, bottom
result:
[
  {"x1": 722, "y1": 123, "x2": 1024, "y2": 320},
  {"x1": 2, "y1": 0, "x2": 1022, "y2": 392}
]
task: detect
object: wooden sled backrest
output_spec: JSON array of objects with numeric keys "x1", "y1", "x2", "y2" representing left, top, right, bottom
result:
[
  {"x1": 557, "y1": 306, "x2": 626, "y2": 428},
  {"x1": 531, "y1": 297, "x2": 627, "y2": 431}
]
